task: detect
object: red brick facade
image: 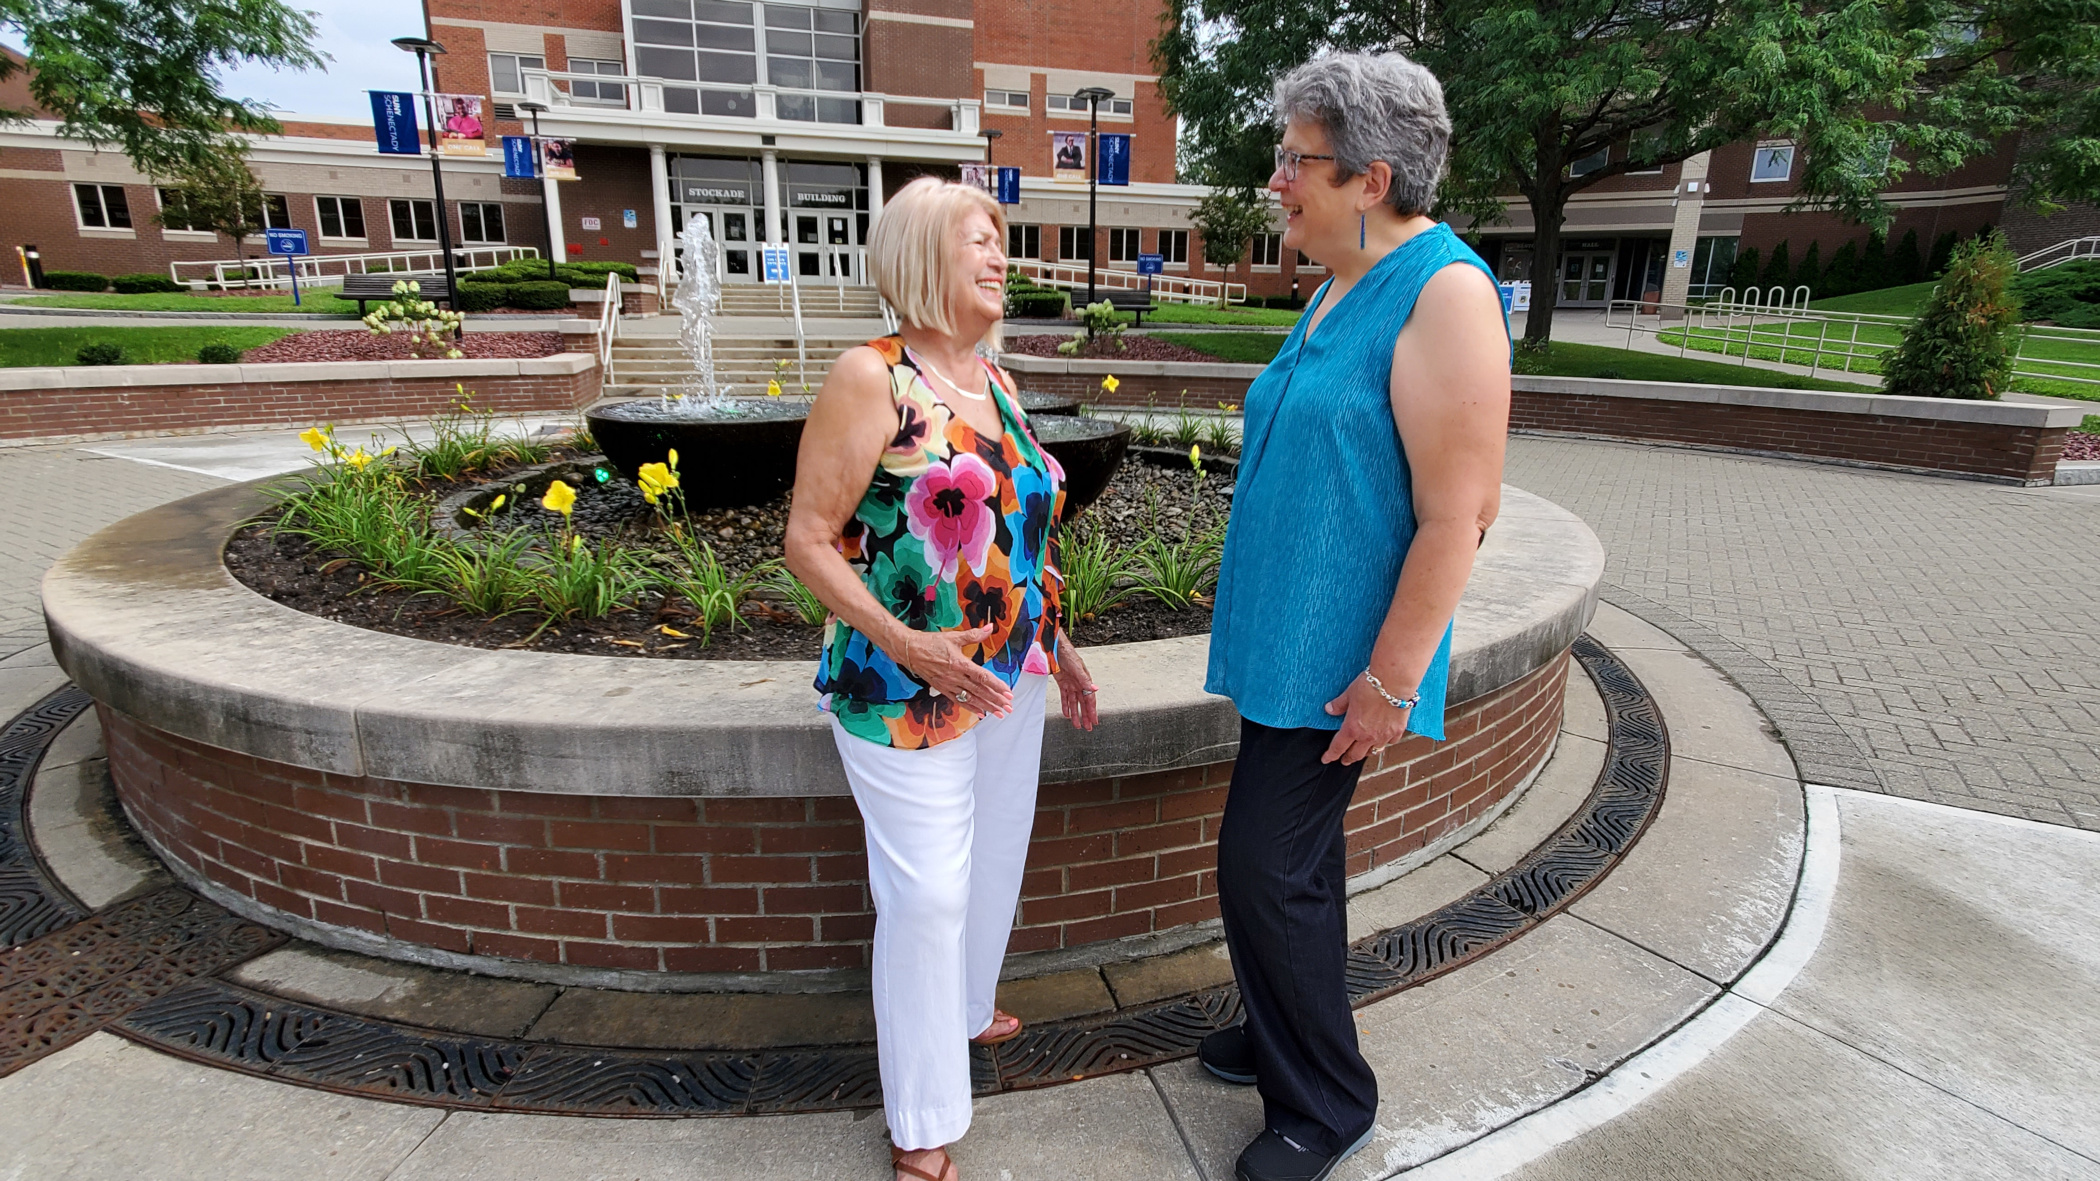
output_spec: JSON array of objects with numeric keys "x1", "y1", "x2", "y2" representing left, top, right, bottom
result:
[
  {"x1": 0, "y1": 361, "x2": 600, "y2": 444},
  {"x1": 104, "y1": 652, "x2": 1568, "y2": 977}
]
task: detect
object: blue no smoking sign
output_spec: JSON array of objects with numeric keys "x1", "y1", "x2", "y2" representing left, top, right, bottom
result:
[{"x1": 265, "y1": 228, "x2": 309, "y2": 256}]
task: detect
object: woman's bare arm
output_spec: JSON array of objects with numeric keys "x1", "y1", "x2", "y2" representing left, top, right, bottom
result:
[
  {"x1": 783, "y1": 347, "x2": 1015, "y2": 715},
  {"x1": 1322, "y1": 262, "x2": 1510, "y2": 764}
]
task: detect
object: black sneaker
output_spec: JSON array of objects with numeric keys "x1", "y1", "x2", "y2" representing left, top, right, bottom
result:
[
  {"x1": 1199, "y1": 1024, "x2": 1257, "y2": 1085},
  {"x1": 1233, "y1": 1126, "x2": 1375, "y2": 1181}
]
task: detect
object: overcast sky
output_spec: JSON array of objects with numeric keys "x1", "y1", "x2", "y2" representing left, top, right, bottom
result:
[{"x1": 4, "y1": 0, "x2": 432, "y2": 121}]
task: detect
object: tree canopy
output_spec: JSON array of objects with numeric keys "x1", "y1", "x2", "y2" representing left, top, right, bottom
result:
[{"x1": 0, "y1": 0, "x2": 323, "y2": 176}]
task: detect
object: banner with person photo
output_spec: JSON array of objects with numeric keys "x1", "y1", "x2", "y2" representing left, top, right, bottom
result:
[
  {"x1": 539, "y1": 138, "x2": 579, "y2": 180},
  {"x1": 1051, "y1": 132, "x2": 1087, "y2": 182},
  {"x1": 958, "y1": 163, "x2": 993, "y2": 194},
  {"x1": 435, "y1": 94, "x2": 486, "y2": 156}
]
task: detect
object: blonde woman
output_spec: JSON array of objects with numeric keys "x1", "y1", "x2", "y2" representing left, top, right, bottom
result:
[{"x1": 784, "y1": 176, "x2": 1101, "y2": 1181}]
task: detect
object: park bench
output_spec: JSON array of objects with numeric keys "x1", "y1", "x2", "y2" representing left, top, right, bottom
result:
[
  {"x1": 1102, "y1": 289, "x2": 1159, "y2": 327},
  {"x1": 339, "y1": 272, "x2": 452, "y2": 314}
]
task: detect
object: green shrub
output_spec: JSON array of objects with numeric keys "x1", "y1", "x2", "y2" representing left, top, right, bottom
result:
[
  {"x1": 75, "y1": 341, "x2": 130, "y2": 365},
  {"x1": 466, "y1": 259, "x2": 636, "y2": 288},
  {"x1": 1759, "y1": 241, "x2": 1792, "y2": 291},
  {"x1": 1008, "y1": 291, "x2": 1068, "y2": 319},
  {"x1": 502, "y1": 280, "x2": 574, "y2": 310},
  {"x1": 1883, "y1": 232, "x2": 2021, "y2": 400},
  {"x1": 454, "y1": 284, "x2": 510, "y2": 313},
  {"x1": 196, "y1": 343, "x2": 243, "y2": 365},
  {"x1": 2009, "y1": 260, "x2": 2100, "y2": 329},
  {"x1": 111, "y1": 272, "x2": 185, "y2": 294},
  {"x1": 43, "y1": 271, "x2": 109, "y2": 292}
]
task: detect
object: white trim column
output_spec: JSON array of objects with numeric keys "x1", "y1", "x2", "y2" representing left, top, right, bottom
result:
[
  {"x1": 648, "y1": 143, "x2": 674, "y2": 281},
  {"x1": 1658, "y1": 151, "x2": 1710, "y2": 319},
  {"x1": 542, "y1": 171, "x2": 568, "y2": 262},
  {"x1": 761, "y1": 149, "x2": 786, "y2": 244},
  {"x1": 867, "y1": 155, "x2": 884, "y2": 220}
]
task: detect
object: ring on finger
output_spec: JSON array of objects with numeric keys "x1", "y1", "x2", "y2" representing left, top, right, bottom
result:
[{"x1": 956, "y1": 690, "x2": 970, "y2": 704}]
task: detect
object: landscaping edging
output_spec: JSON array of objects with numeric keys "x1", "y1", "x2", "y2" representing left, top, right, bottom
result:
[
  {"x1": 0, "y1": 353, "x2": 601, "y2": 445},
  {"x1": 1001, "y1": 355, "x2": 2084, "y2": 484},
  {"x1": 45, "y1": 480, "x2": 1600, "y2": 986}
]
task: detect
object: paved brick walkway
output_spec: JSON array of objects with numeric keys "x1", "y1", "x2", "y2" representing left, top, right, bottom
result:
[
  {"x1": 1505, "y1": 436, "x2": 2100, "y2": 829},
  {"x1": 5, "y1": 432, "x2": 2096, "y2": 829}
]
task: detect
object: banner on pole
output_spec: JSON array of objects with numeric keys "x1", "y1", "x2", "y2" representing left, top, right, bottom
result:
[
  {"x1": 369, "y1": 91, "x2": 421, "y2": 155},
  {"x1": 435, "y1": 94, "x2": 486, "y2": 156},
  {"x1": 540, "y1": 138, "x2": 579, "y2": 180},
  {"x1": 1051, "y1": 132, "x2": 1087, "y2": 182},
  {"x1": 958, "y1": 162, "x2": 993, "y2": 194},
  {"x1": 1098, "y1": 134, "x2": 1131, "y2": 186},
  {"x1": 996, "y1": 166, "x2": 1021, "y2": 204},
  {"x1": 502, "y1": 136, "x2": 538, "y2": 178}
]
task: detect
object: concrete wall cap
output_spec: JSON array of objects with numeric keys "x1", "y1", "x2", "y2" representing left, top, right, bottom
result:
[
  {"x1": 45, "y1": 480, "x2": 1601, "y2": 797},
  {"x1": 1512, "y1": 374, "x2": 2089, "y2": 428}
]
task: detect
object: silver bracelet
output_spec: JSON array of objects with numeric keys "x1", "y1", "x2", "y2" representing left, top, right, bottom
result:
[{"x1": 1362, "y1": 671, "x2": 1420, "y2": 711}]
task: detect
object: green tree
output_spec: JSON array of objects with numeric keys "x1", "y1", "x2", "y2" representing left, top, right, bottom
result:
[
  {"x1": 1890, "y1": 228, "x2": 1923, "y2": 286},
  {"x1": 1927, "y1": 230, "x2": 1960, "y2": 277},
  {"x1": 1729, "y1": 245, "x2": 1761, "y2": 290},
  {"x1": 0, "y1": 0, "x2": 323, "y2": 176},
  {"x1": 1156, "y1": 0, "x2": 1941, "y2": 345},
  {"x1": 1822, "y1": 239, "x2": 1861, "y2": 296},
  {"x1": 1760, "y1": 241, "x2": 1792, "y2": 292},
  {"x1": 1882, "y1": 232, "x2": 2022, "y2": 399},
  {"x1": 1189, "y1": 184, "x2": 1274, "y2": 306},
  {"x1": 1794, "y1": 240, "x2": 1821, "y2": 292},
  {"x1": 1859, "y1": 229, "x2": 1888, "y2": 291},
  {"x1": 155, "y1": 144, "x2": 272, "y2": 285}
]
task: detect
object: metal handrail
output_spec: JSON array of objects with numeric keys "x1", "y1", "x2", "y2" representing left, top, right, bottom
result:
[
  {"x1": 169, "y1": 245, "x2": 540, "y2": 292},
  {"x1": 598, "y1": 272, "x2": 622, "y2": 382},
  {"x1": 519, "y1": 69, "x2": 979, "y2": 131},
  {"x1": 1008, "y1": 259, "x2": 1247, "y2": 306},
  {"x1": 2016, "y1": 236, "x2": 2100, "y2": 272}
]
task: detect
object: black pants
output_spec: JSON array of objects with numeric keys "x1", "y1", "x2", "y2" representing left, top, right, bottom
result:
[{"x1": 1216, "y1": 717, "x2": 1378, "y2": 1155}]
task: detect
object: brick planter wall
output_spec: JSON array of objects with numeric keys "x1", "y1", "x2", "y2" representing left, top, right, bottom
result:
[
  {"x1": 0, "y1": 356, "x2": 600, "y2": 445},
  {"x1": 105, "y1": 652, "x2": 1568, "y2": 979},
  {"x1": 1511, "y1": 388, "x2": 2067, "y2": 484},
  {"x1": 1021, "y1": 369, "x2": 1259, "y2": 409}
]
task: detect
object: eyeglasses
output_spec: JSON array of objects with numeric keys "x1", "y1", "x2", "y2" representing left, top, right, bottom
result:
[{"x1": 1274, "y1": 146, "x2": 1337, "y2": 182}]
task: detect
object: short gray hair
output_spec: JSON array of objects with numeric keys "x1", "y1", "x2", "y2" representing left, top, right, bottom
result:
[{"x1": 1273, "y1": 52, "x2": 1450, "y2": 216}]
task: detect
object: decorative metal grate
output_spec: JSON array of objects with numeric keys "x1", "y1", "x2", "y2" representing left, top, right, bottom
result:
[
  {"x1": 0, "y1": 686, "x2": 94, "y2": 949},
  {"x1": 1, "y1": 637, "x2": 1667, "y2": 1113}
]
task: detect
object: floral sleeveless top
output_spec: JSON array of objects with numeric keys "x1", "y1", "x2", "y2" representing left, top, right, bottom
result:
[{"x1": 816, "y1": 335, "x2": 1067, "y2": 749}]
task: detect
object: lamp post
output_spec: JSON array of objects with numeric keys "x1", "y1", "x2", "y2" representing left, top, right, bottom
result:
[
  {"x1": 516, "y1": 100, "x2": 560, "y2": 282},
  {"x1": 979, "y1": 128, "x2": 1002, "y2": 165},
  {"x1": 391, "y1": 36, "x2": 462, "y2": 311},
  {"x1": 1072, "y1": 86, "x2": 1114, "y2": 306}
]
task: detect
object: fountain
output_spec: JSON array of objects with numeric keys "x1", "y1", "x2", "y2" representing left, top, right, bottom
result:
[{"x1": 586, "y1": 215, "x2": 1126, "y2": 511}]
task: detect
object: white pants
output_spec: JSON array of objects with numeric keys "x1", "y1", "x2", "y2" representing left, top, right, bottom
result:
[{"x1": 828, "y1": 673, "x2": 1049, "y2": 1150}]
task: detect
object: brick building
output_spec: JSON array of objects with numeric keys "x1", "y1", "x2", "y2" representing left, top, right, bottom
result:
[{"x1": 0, "y1": 19, "x2": 2086, "y2": 303}]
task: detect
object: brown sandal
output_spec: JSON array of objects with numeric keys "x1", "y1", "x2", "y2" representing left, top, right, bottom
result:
[
  {"x1": 892, "y1": 1145, "x2": 958, "y2": 1181},
  {"x1": 968, "y1": 1009, "x2": 1024, "y2": 1046}
]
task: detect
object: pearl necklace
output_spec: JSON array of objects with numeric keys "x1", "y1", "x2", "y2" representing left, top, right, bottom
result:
[{"x1": 906, "y1": 345, "x2": 991, "y2": 402}]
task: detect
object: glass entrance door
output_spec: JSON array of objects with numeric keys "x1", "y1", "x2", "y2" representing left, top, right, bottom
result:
[
  {"x1": 671, "y1": 204, "x2": 763, "y2": 284},
  {"x1": 1558, "y1": 251, "x2": 1615, "y2": 306},
  {"x1": 794, "y1": 211, "x2": 858, "y2": 285}
]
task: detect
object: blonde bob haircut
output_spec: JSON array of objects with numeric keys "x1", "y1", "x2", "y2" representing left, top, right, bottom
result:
[{"x1": 868, "y1": 175, "x2": 1007, "y2": 346}]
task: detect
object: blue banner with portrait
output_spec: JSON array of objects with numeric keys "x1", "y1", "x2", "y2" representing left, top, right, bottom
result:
[
  {"x1": 370, "y1": 91, "x2": 421, "y2": 156},
  {"x1": 1098, "y1": 134, "x2": 1131, "y2": 186}
]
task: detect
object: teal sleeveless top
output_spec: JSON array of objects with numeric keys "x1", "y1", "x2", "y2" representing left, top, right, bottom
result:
[{"x1": 1205, "y1": 223, "x2": 1501, "y2": 738}]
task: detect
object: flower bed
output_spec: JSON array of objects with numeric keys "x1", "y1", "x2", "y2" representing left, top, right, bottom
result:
[
  {"x1": 1002, "y1": 333, "x2": 1222, "y2": 363},
  {"x1": 239, "y1": 330, "x2": 565, "y2": 364}
]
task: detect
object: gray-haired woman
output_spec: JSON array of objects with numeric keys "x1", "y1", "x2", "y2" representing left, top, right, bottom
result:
[{"x1": 1198, "y1": 53, "x2": 1511, "y2": 1181}]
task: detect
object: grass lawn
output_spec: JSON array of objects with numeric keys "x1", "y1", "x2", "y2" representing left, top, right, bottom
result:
[
  {"x1": 1656, "y1": 319, "x2": 2100, "y2": 401},
  {"x1": 1520, "y1": 341, "x2": 1876, "y2": 391},
  {"x1": 1809, "y1": 282, "x2": 1937, "y2": 316},
  {"x1": 10, "y1": 292, "x2": 355, "y2": 315},
  {"x1": 0, "y1": 326, "x2": 299, "y2": 367},
  {"x1": 1163, "y1": 332, "x2": 1286, "y2": 364},
  {"x1": 1136, "y1": 303, "x2": 1303, "y2": 326}
]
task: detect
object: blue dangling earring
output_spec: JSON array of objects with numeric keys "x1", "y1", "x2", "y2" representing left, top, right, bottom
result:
[{"x1": 1360, "y1": 213, "x2": 1367, "y2": 250}]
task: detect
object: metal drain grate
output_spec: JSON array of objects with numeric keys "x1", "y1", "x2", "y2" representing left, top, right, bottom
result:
[
  {"x1": 0, "y1": 686, "x2": 94, "y2": 949},
  {"x1": 0, "y1": 638, "x2": 1667, "y2": 1112}
]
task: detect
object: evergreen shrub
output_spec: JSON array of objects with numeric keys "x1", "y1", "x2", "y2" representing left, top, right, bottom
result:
[
  {"x1": 2009, "y1": 260, "x2": 2100, "y2": 329},
  {"x1": 1008, "y1": 291, "x2": 1069, "y2": 318},
  {"x1": 455, "y1": 284, "x2": 510, "y2": 313},
  {"x1": 112, "y1": 273, "x2": 186, "y2": 294},
  {"x1": 43, "y1": 271, "x2": 110, "y2": 292},
  {"x1": 502, "y1": 280, "x2": 574, "y2": 310},
  {"x1": 1882, "y1": 233, "x2": 2021, "y2": 400},
  {"x1": 75, "y1": 342, "x2": 129, "y2": 365},
  {"x1": 196, "y1": 343, "x2": 243, "y2": 364}
]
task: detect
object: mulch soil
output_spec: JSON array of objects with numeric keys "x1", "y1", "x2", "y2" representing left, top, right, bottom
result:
[
  {"x1": 1001, "y1": 333, "x2": 1223, "y2": 363},
  {"x1": 226, "y1": 452, "x2": 1221, "y2": 662},
  {"x1": 2065, "y1": 429, "x2": 2100, "y2": 462},
  {"x1": 239, "y1": 330, "x2": 567, "y2": 364}
]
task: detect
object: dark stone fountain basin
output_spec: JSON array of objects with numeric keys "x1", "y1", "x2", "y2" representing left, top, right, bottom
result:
[
  {"x1": 1019, "y1": 391, "x2": 1083, "y2": 416},
  {"x1": 1035, "y1": 416, "x2": 1131, "y2": 518},
  {"x1": 587, "y1": 398, "x2": 811, "y2": 509}
]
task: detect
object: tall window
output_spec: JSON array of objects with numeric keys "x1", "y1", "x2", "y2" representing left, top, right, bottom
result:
[
  {"x1": 390, "y1": 198, "x2": 439, "y2": 242},
  {"x1": 569, "y1": 58, "x2": 628, "y2": 105},
  {"x1": 489, "y1": 52, "x2": 546, "y2": 95},
  {"x1": 459, "y1": 202, "x2": 507, "y2": 244},
  {"x1": 634, "y1": 0, "x2": 758, "y2": 117},
  {"x1": 1688, "y1": 235, "x2": 1739, "y2": 295},
  {"x1": 74, "y1": 183, "x2": 132, "y2": 229},
  {"x1": 1107, "y1": 227, "x2": 1142, "y2": 262},
  {"x1": 261, "y1": 194, "x2": 293, "y2": 230},
  {"x1": 157, "y1": 189, "x2": 208, "y2": 232},
  {"x1": 764, "y1": 4, "x2": 860, "y2": 122},
  {"x1": 1008, "y1": 223, "x2": 1041, "y2": 259},
  {"x1": 984, "y1": 88, "x2": 1028, "y2": 112},
  {"x1": 315, "y1": 196, "x2": 367, "y2": 239},
  {"x1": 1058, "y1": 225, "x2": 1092, "y2": 261},
  {"x1": 1158, "y1": 229, "x2": 1189, "y2": 264},
  {"x1": 1250, "y1": 232, "x2": 1281, "y2": 267}
]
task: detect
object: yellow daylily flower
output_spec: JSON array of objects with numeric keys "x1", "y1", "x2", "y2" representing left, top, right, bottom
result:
[
  {"x1": 766, "y1": 379, "x2": 783, "y2": 397},
  {"x1": 636, "y1": 461, "x2": 680, "y2": 508},
  {"x1": 345, "y1": 449, "x2": 374, "y2": 470},
  {"x1": 659, "y1": 624, "x2": 694, "y2": 639},
  {"x1": 1189, "y1": 444, "x2": 1202, "y2": 470},
  {"x1": 300, "y1": 427, "x2": 331, "y2": 452},
  {"x1": 1102, "y1": 375, "x2": 1121, "y2": 394},
  {"x1": 541, "y1": 479, "x2": 576, "y2": 519},
  {"x1": 489, "y1": 493, "x2": 506, "y2": 511},
  {"x1": 667, "y1": 448, "x2": 678, "y2": 469}
]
